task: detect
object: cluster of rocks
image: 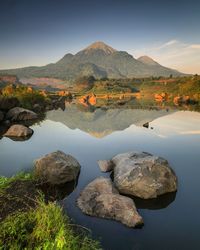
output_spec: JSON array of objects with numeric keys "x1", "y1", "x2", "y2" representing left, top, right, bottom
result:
[
  {"x1": 78, "y1": 151, "x2": 177, "y2": 228},
  {"x1": 78, "y1": 93, "x2": 97, "y2": 106},
  {"x1": 173, "y1": 95, "x2": 197, "y2": 105},
  {"x1": 30, "y1": 150, "x2": 178, "y2": 228},
  {"x1": 0, "y1": 97, "x2": 38, "y2": 140}
]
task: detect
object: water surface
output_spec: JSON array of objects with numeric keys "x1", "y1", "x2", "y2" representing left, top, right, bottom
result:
[{"x1": 0, "y1": 105, "x2": 200, "y2": 250}]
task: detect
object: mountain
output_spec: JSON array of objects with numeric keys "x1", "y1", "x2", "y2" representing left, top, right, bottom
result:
[
  {"x1": 0, "y1": 41, "x2": 184, "y2": 80},
  {"x1": 137, "y1": 56, "x2": 159, "y2": 66}
]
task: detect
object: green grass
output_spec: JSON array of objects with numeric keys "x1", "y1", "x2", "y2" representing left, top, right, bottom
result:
[
  {"x1": 0, "y1": 172, "x2": 34, "y2": 190},
  {"x1": 0, "y1": 174, "x2": 101, "y2": 250},
  {"x1": 0, "y1": 196, "x2": 101, "y2": 250}
]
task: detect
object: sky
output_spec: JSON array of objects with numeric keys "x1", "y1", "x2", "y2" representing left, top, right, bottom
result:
[{"x1": 0, "y1": 0, "x2": 200, "y2": 74}]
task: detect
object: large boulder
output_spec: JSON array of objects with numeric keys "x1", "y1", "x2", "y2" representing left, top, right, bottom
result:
[
  {"x1": 0, "y1": 111, "x2": 4, "y2": 121},
  {"x1": 0, "y1": 97, "x2": 19, "y2": 110},
  {"x1": 77, "y1": 177, "x2": 143, "y2": 228},
  {"x1": 112, "y1": 151, "x2": 177, "y2": 199},
  {"x1": 6, "y1": 107, "x2": 38, "y2": 121},
  {"x1": 34, "y1": 151, "x2": 81, "y2": 185},
  {"x1": 4, "y1": 124, "x2": 33, "y2": 138}
]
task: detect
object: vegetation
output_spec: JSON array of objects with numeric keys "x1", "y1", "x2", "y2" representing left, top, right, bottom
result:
[
  {"x1": 0, "y1": 173, "x2": 101, "y2": 250},
  {"x1": 0, "y1": 198, "x2": 101, "y2": 250},
  {"x1": 137, "y1": 75, "x2": 200, "y2": 99},
  {"x1": 75, "y1": 75, "x2": 200, "y2": 102},
  {"x1": 0, "y1": 172, "x2": 34, "y2": 190},
  {"x1": 0, "y1": 84, "x2": 48, "y2": 110}
]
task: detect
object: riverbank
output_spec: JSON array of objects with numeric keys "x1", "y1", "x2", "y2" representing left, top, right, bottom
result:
[{"x1": 0, "y1": 173, "x2": 101, "y2": 249}]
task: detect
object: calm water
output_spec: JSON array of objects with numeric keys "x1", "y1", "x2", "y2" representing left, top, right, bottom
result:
[{"x1": 0, "y1": 104, "x2": 200, "y2": 250}]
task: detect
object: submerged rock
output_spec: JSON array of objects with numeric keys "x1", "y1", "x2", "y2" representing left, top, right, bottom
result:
[
  {"x1": 77, "y1": 177, "x2": 143, "y2": 228},
  {"x1": 4, "y1": 124, "x2": 33, "y2": 138},
  {"x1": 112, "y1": 151, "x2": 177, "y2": 199},
  {"x1": 97, "y1": 160, "x2": 113, "y2": 172},
  {"x1": 6, "y1": 107, "x2": 38, "y2": 121},
  {"x1": 34, "y1": 151, "x2": 81, "y2": 185}
]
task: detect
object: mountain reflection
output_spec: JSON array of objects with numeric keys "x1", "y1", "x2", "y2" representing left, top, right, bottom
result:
[{"x1": 46, "y1": 104, "x2": 171, "y2": 138}]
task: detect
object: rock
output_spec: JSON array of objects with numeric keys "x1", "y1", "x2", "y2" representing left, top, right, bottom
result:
[
  {"x1": 97, "y1": 160, "x2": 113, "y2": 172},
  {"x1": 33, "y1": 104, "x2": 42, "y2": 113},
  {"x1": 112, "y1": 151, "x2": 177, "y2": 199},
  {"x1": 154, "y1": 93, "x2": 168, "y2": 102},
  {"x1": 77, "y1": 177, "x2": 143, "y2": 228},
  {"x1": 0, "y1": 111, "x2": 4, "y2": 121},
  {"x1": 88, "y1": 93, "x2": 96, "y2": 105},
  {"x1": 34, "y1": 151, "x2": 81, "y2": 185},
  {"x1": 4, "y1": 124, "x2": 33, "y2": 138},
  {"x1": 0, "y1": 97, "x2": 19, "y2": 110},
  {"x1": 143, "y1": 122, "x2": 149, "y2": 128},
  {"x1": 6, "y1": 107, "x2": 38, "y2": 121}
]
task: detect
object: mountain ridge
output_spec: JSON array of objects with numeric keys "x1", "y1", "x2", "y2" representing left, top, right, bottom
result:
[{"x1": 0, "y1": 41, "x2": 184, "y2": 80}]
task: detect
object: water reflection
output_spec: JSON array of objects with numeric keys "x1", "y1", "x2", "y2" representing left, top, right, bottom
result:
[
  {"x1": 39, "y1": 179, "x2": 78, "y2": 201},
  {"x1": 133, "y1": 192, "x2": 177, "y2": 210},
  {"x1": 1, "y1": 104, "x2": 200, "y2": 250},
  {"x1": 47, "y1": 104, "x2": 172, "y2": 138}
]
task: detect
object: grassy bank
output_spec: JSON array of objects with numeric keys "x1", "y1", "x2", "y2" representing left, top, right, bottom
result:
[{"x1": 0, "y1": 173, "x2": 101, "y2": 250}]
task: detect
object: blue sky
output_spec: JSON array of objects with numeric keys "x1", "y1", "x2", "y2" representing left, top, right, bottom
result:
[{"x1": 0, "y1": 0, "x2": 200, "y2": 73}]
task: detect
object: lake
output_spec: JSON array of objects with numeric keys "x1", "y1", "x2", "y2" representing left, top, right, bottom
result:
[{"x1": 0, "y1": 103, "x2": 200, "y2": 250}]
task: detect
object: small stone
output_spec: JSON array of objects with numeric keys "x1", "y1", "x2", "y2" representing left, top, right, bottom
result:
[{"x1": 97, "y1": 160, "x2": 113, "y2": 172}]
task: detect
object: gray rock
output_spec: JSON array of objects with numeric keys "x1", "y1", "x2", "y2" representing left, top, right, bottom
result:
[
  {"x1": 77, "y1": 177, "x2": 143, "y2": 228},
  {"x1": 6, "y1": 107, "x2": 38, "y2": 121},
  {"x1": 4, "y1": 124, "x2": 33, "y2": 138},
  {"x1": 0, "y1": 111, "x2": 4, "y2": 121},
  {"x1": 33, "y1": 104, "x2": 42, "y2": 113},
  {"x1": 34, "y1": 151, "x2": 81, "y2": 185},
  {"x1": 112, "y1": 151, "x2": 177, "y2": 199},
  {"x1": 97, "y1": 160, "x2": 113, "y2": 172},
  {"x1": 0, "y1": 97, "x2": 19, "y2": 110}
]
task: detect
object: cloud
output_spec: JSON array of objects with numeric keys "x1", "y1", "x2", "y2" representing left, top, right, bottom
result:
[
  {"x1": 158, "y1": 39, "x2": 179, "y2": 49},
  {"x1": 132, "y1": 40, "x2": 200, "y2": 74},
  {"x1": 188, "y1": 44, "x2": 200, "y2": 49}
]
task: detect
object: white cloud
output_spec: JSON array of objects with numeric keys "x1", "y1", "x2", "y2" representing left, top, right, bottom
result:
[
  {"x1": 188, "y1": 44, "x2": 200, "y2": 49},
  {"x1": 158, "y1": 39, "x2": 179, "y2": 49},
  {"x1": 132, "y1": 40, "x2": 200, "y2": 74}
]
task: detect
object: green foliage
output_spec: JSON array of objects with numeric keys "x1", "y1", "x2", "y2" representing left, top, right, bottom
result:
[
  {"x1": 0, "y1": 198, "x2": 101, "y2": 250},
  {"x1": 17, "y1": 91, "x2": 46, "y2": 110},
  {"x1": 0, "y1": 172, "x2": 34, "y2": 190},
  {"x1": 1, "y1": 84, "x2": 47, "y2": 110}
]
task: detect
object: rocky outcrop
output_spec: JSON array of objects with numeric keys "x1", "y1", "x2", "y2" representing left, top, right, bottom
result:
[
  {"x1": 97, "y1": 160, "x2": 113, "y2": 172},
  {"x1": 77, "y1": 177, "x2": 143, "y2": 227},
  {"x1": 0, "y1": 111, "x2": 4, "y2": 122},
  {"x1": 0, "y1": 97, "x2": 19, "y2": 110},
  {"x1": 6, "y1": 107, "x2": 38, "y2": 121},
  {"x1": 154, "y1": 93, "x2": 168, "y2": 102},
  {"x1": 112, "y1": 151, "x2": 177, "y2": 199},
  {"x1": 4, "y1": 124, "x2": 33, "y2": 138},
  {"x1": 34, "y1": 151, "x2": 81, "y2": 185},
  {"x1": 173, "y1": 95, "x2": 196, "y2": 105},
  {"x1": 79, "y1": 93, "x2": 96, "y2": 106}
]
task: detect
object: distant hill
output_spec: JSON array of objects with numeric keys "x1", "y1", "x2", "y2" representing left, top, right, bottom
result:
[{"x1": 0, "y1": 41, "x2": 185, "y2": 80}]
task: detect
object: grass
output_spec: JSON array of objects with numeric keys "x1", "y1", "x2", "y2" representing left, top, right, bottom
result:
[
  {"x1": 0, "y1": 197, "x2": 101, "y2": 250},
  {"x1": 0, "y1": 172, "x2": 34, "y2": 190},
  {"x1": 0, "y1": 173, "x2": 101, "y2": 250}
]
